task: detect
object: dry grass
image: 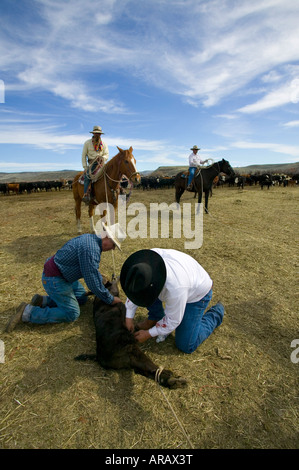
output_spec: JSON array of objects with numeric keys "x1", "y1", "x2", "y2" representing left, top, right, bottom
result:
[{"x1": 0, "y1": 184, "x2": 298, "y2": 449}]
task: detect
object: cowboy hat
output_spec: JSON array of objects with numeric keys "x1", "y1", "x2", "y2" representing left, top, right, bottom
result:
[
  {"x1": 190, "y1": 145, "x2": 200, "y2": 151},
  {"x1": 90, "y1": 125, "x2": 105, "y2": 134},
  {"x1": 98, "y1": 222, "x2": 126, "y2": 250},
  {"x1": 120, "y1": 249, "x2": 166, "y2": 307}
]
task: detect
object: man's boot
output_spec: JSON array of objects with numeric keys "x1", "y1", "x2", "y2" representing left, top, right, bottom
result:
[{"x1": 82, "y1": 185, "x2": 91, "y2": 204}]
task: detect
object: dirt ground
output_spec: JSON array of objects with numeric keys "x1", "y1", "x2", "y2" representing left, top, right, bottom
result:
[{"x1": 0, "y1": 183, "x2": 298, "y2": 449}]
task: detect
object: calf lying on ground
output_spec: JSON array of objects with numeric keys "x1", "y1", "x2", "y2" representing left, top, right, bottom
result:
[{"x1": 75, "y1": 278, "x2": 187, "y2": 389}]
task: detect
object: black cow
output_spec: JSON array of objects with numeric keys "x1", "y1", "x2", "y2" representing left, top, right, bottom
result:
[
  {"x1": 260, "y1": 174, "x2": 273, "y2": 190},
  {"x1": 18, "y1": 182, "x2": 35, "y2": 194},
  {"x1": 0, "y1": 183, "x2": 7, "y2": 195},
  {"x1": 226, "y1": 175, "x2": 236, "y2": 187},
  {"x1": 51, "y1": 181, "x2": 63, "y2": 191},
  {"x1": 235, "y1": 176, "x2": 245, "y2": 189},
  {"x1": 75, "y1": 279, "x2": 187, "y2": 389}
]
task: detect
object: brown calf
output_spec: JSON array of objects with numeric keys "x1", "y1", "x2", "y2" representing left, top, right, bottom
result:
[{"x1": 75, "y1": 279, "x2": 187, "y2": 389}]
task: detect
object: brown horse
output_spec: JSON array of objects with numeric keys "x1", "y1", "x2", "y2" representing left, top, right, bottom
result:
[{"x1": 72, "y1": 146, "x2": 140, "y2": 233}]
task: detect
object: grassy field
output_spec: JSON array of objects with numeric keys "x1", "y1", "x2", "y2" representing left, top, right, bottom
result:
[{"x1": 0, "y1": 183, "x2": 298, "y2": 449}]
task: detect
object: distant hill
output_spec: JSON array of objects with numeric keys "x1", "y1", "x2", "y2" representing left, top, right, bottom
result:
[
  {"x1": 0, "y1": 161, "x2": 298, "y2": 183},
  {"x1": 150, "y1": 166, "x2": 189, "y2": 177},
  {"x1": 0, "y1": 170, "x2": 80, "y2": 183},
  {"x1": 233, "y1": 162, "x2": 299, "y2": 175},
  {"x1": 0, "y1": 169, "x2": 155, "y2": 183},
  {"x1": 149, "y1": 161, "x2": 299, "y2": 177}
]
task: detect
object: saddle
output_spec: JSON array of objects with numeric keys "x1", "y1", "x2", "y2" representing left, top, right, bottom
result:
[
  {"x1": 180, "y1": 167, "x2": 202, "y2": 190},
  {"x1": 180, "y1": 167, "x2": 202, "y2": 179},
  {"x1": 78, "y1": 161, "x2": 105, "y2": 185}
]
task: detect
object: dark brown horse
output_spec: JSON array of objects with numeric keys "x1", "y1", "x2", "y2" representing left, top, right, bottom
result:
[
  {"x1": 175, "y1": 159, "x2": 235, "y2": 213},
  {"x1": 72, "y1": 147, "x2": 140, "y2": 233}
]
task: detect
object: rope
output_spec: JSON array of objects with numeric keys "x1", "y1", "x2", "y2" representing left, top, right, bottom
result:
[
  {"x1": 204, "y1": 158, "x2": 215, "y2": 167},
  {"x1": 91, "y1": 151, "x2": 139, "y2": 278},
  {"x1": 193, "y1": 160, "x2": 221, "y2": 209},
  {"x1": 87, "y1": 156, "x2": 105, "y2": 182},
  {"x1": 103, "y1": 172, "x2": 116, "y2": 278},
  {"x1": 154, "y1": 367, "x2": 194, "y2": 449}
]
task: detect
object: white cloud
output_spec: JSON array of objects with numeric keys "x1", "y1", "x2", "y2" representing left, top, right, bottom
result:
[
  {"x1": 215, "y1": 114, "x2": 238, "y2": 120},
  {"x1": 1, "y1": 0, "x2": 299, "y2": 174},
  {"x1": 238, "y1": 76, "x2": 299, "y2": 113},
  {"x1": 283, "y1": 120, "x2": 299, "y2": 128},
  {"x1": 232, "y1": 140, "x2": 299, "y2": 158},
  {"x1": 261, "y1": 71, "x2": 283, "y2": 83},
  {"x1": 238, "y1": 84, "x2": 292, "y2": 113},
  {"x1": 168, "y1": 3, "x2": 299, "y2": 109},
  {"x1": 0, "y1": 161, "x2": 73, "y2": 171},
  {"x1": 0, "y1": 122, "x2": 169, "y2": 156},
  {"x1": 2, "y1": 0, "x2": 299, "y2": 112}
]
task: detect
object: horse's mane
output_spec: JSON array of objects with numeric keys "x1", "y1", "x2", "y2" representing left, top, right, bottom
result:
[{"x1": 104, "y1": 149, "x2": 122, "y2": 172}]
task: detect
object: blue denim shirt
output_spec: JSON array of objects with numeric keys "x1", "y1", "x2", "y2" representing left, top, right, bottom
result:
[{"x1": 53, "y1": 234, "x2": 113, "y2": 304}]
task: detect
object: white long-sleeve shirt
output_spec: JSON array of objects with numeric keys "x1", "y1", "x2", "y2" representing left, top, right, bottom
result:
[
  {"x1": 125, "y1": 248, "x2": 213, "y2": 337},
  {"x1": 81, "y1": 138, "x2": 109, "y2": 170},
  {"x1": 189, "y1": 151, "x2": 204, "y2": 167}
]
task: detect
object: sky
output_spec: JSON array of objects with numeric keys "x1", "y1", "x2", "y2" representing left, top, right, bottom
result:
[{"x1": 1, "y1": 0, "x2": 299, "y2": 174}]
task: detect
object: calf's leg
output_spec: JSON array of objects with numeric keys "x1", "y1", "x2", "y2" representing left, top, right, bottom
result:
[{"x1": 128, "y1": 344, "x2": 187, "y2": 389}]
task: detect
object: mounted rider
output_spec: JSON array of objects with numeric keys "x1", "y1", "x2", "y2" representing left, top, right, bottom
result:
[
  {"x1": 187, "y1": 145, "x2": 208, "y2": 191},
  {"x1": 82, "y1": 126, "x2": 109, "y2": 203}
]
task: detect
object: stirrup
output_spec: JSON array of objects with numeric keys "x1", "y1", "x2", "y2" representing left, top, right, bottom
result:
[{"x1": 82, "y1": 193, "x2": 90, "y2": 204}]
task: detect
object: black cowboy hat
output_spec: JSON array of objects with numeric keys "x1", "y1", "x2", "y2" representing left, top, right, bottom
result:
[{"x1": 120, "y1": 249, "x2": 166, "y2": 307}]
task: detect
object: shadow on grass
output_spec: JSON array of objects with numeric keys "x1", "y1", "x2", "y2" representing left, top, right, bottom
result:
[{"x1": 4, "y1": 234, "x2": 72, "y2": 264}]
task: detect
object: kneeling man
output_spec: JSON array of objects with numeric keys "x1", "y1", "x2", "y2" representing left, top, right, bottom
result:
[{"x1": 120, "y1": 248, "x2": 224, "y2": 354}]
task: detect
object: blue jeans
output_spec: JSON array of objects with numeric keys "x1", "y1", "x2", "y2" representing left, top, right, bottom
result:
[
  {"x1": 84, "y1": 161, "x2": 98, "y2": 193},
  {"x1": 27, "y1": 273, "x2": 88, "y2": 324},
  {"x1": 148, "y1": 290, "x2": 224, "y2": 354},
  {"x1": 188, "y1": 167, "x2": 196, "y2": 185}
]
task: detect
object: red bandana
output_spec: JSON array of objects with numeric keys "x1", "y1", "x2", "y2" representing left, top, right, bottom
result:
[{"x1": 92, "y1": 137, "x2": 103, "y2": 152}]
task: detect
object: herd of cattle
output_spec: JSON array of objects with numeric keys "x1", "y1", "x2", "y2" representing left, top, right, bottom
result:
[
  {"x1": 137, "y1": 172, "x2": 299, "y2": 190},
  {"x1": 0, "y1": 179, "x2": 73, "y2": 195},
  {"x1": 224, "y1": 173, "x2": 299, "y2": 189},
  {"x1": 0, "y1": 173, "x2": 298, "y2": 196}
]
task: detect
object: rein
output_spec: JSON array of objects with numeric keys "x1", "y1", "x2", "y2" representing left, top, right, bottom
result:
[
  {"x1": 105, "y1": 169, "x2": 139, "y2": 184},
  {"x1": 196, "y1": 161, "x2": 221, "y2": 176},
  {"x1": 103, "y1": 159, "x2": 139, "y2": 203},
  {"x1": 194, "y1": 161, "x2": 222, "y2": 203},
  {"x1": 102, "y1": 151, "x2": 140, "y2": 184},
  {"x1": 102, "y1": 155, "x2": 140, "y2": 204},
  {"x1": 88, "y1": 152, "x2": 139, "y2": 200},
  {"x1": 92, "y1": 150, "x2": 139, "y2": 204}
]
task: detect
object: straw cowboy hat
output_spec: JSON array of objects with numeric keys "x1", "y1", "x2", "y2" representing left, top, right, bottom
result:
[
  {"x1": 99, "y1": 222, "x2": 126, "y2": 250},
  {"x1": 120, "y1": 249, "x2": 167, "y2": 307},
  {"x1": 90, "y1": 125, "x2": 105, "y2": 134},
  {"x1": 190, "y1": 145, "x2": 200, "y2": 151}
]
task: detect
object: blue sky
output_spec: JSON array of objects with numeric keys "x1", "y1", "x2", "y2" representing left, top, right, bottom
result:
[{"x1": 1, "y1": 0, "x2": 299, "y2": 174}]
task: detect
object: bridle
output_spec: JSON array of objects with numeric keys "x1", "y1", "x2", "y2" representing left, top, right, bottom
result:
[
  {"x1": 103, "y1": 151, "x2": 140, "y2": 185},
  {"x1": 104, "y1": 169, "x2": 140, "y2": 184},
  {"x1": 101, "y1": 152, "x2": 140, "y2": 203}
]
